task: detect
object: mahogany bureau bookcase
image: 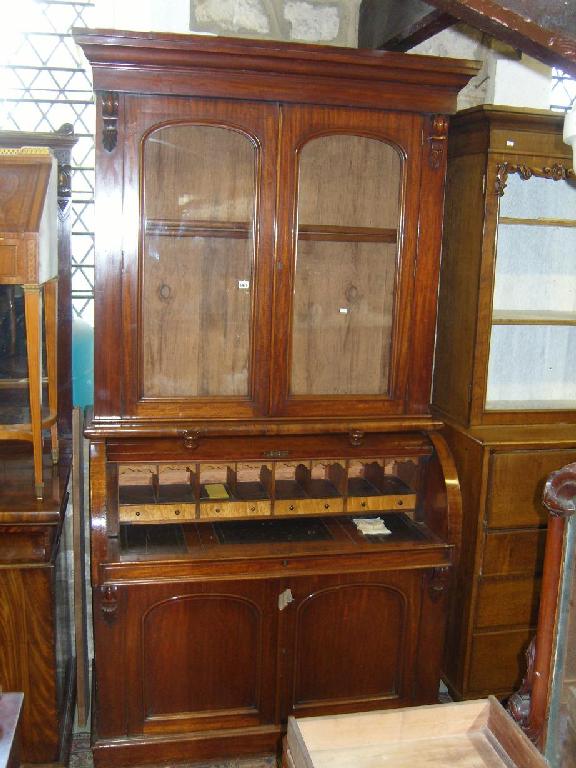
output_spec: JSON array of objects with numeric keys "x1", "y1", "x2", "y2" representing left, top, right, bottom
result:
[
  {"x1": 74, "y1": 29, "x2": 478, "y2": 766},
  {"x1": 433, "y1": 106, "x2": 576, "y2": 702}
]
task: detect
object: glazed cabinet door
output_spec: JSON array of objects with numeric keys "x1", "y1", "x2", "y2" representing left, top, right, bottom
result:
[
  {"x1": 93, "y1": 579, "x2": 278, "y2": 738},
  {"x1": 483, "y1": 171, "x2": 576, "y2": 419},
  {"x1": 271, "y1": 105, "x2": 426, "y2": 418},
  {"x1": 99, "y1": 95, "x2": 277, "y2": 420},
  {"x1": 277, "y1": 570, "x2": 426, "y2": 720}
]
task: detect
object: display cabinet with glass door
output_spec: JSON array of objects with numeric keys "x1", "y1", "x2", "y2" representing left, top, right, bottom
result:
[{"x1": 433, "y1": 105, "x2": 576, "y2": 703}]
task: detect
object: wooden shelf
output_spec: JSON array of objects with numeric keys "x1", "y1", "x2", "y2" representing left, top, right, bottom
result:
[
  {"x1": 298, "y1": 224, "x2": 398, "y2": 243},
  {"x1": 492, "y1": 309, "x2": 576, "y2": 325},
  {"x1": 145, "y1": 219, "x2": 251, "y2": 238},
  {"x1": 499, "y1": 216, "x2": 576, "y2": 228},
  {"x1": 145, "y1": 219, "x2": 398, "y2": 244},
  {"x1": 485, "y1": 399, "x2": 576, "y2": 411}
]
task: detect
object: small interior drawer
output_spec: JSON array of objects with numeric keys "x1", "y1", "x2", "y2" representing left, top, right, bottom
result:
[
  {"x1": 119, "y1": 503, "x2": 196, "y2": 523},
  {"x1": 0, "y1": 239, "x2": 26, "y2": 282},
  {"x1": 347, "y1": 494, "x2": 415, "y2": 513},
  {"x1": 198, "y1": 499, "x2": 271, "y2": 519},
  {"x1": 275, "y1": 498, "x2": 344, "y2": 516}
]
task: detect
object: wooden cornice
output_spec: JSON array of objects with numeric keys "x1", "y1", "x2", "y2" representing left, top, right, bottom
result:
[{"x1": 73, "y1": 28, "x2": 480, "y2": 114}]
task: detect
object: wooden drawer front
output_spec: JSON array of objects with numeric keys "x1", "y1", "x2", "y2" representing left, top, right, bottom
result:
[
  {"x1": 275, "y1": 498, "x2": 344, "y2": 516},
  {"x1": 0, "y1": 243, "x2": 18, "y2": 277},
  {"x1": 491, "y1": 127, "x2": 567, "y2": 157},
  {"x1": 468, "y1": 629, "x2": 532, "y2": 694},
  {"x1": 476, "y1": 576, "x2": 541, "y2": 629},
  {"x1": 119, "y1": 503, "x2": 196, "y2": 523},
  {"x1": 483, "y1": 529, "x2": 546, "y2": 576},
  {"x1": 0, "y1": 240, "x2": 25, "y2": 281},
  {"x1": 198, "y1": 500, "x2": 271, "y2": 519},
  {"x1": 487, "y1": 449, "x2": 576, "y2": 528},
  {"x1": 347, "y1": 494, "x2": 415, "y2": 514}
]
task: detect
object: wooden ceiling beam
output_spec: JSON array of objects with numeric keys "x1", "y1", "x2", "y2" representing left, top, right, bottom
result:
[{"x1": 422, "y1": 0, "x2": 576, "y2": 77}]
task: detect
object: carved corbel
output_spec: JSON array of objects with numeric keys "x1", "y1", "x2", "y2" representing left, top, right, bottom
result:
[
  {"x1": 495, "y1": 162, "x2": 510, "y2": 196},
  {"x1": 101, "y1": 91, "x2": 119, "y2": 152},
  {"x1": 57, "y1": 162, "x2": 72, "y2": 218},
  {"x1": 425, "y1": 566, "x2": 451, "y2": 603},
  {"x1": 428, "y1": 115, "x2": 449, "y2": 170},
  {"x1": 507, "y1": 639, "x2": 537, "y2": 739}
]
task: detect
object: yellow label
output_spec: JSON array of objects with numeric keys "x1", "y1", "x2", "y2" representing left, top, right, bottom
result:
[
  {"x1": 204, "y1": 483, "x2": 229, "y2": 499},
  {"x1": 0, "y1": 147, "x2": 52, "y2": 156}
]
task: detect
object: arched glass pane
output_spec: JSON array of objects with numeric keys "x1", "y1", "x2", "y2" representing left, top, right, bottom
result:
[
  {"x1": 141, "y1": 125, "x2": 256, "y2": 398},
  {"x1": 291, "y1": 135, "x2": 401, "y2": 396}
]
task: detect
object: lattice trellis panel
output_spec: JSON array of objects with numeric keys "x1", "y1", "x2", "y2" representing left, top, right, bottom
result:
[
  {"x1": 551, "y1": 68, "x2": 576, "y2": 112},
  {"x1": 0, "y1": 0, "x2": 96, "y2": 324}
]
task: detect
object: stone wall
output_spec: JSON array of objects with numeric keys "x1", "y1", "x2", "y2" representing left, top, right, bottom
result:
[{"x1": 189, "y1": 0, "x2": 362, "y2": 46}]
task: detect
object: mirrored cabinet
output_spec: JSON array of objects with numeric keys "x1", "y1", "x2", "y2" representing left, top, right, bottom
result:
[
  {"x1": 433, "y1": 106, "x2": 576, "y2": 703},
  {"x1": 75, "y1": 29, "x2": 478, "y2": 766}
]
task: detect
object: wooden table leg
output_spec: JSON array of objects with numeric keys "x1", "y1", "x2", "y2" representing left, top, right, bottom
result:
[
  {"x1": 23, "y1": 285, "x2": 43, "y2": 499},
  {"x1": 44, "y1": 278, "x2": 59, "y2": 464}
]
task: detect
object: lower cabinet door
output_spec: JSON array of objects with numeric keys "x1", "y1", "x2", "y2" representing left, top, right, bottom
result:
[
  {"x1": 94, "y1": 579, "x2": 278, "y2": 737},
  {"x1": 278, "y1": 570, "x2": 426, "y2": 719},
  {"x1": 94, "y1": 568, "x2": 443, "y2": 740}
]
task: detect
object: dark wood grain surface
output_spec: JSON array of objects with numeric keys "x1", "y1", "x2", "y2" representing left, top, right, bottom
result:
[
  {"x1": 74, "y1": 31, "x2": 476, "y2": 766},
  {"x1": 0, "y1": 446, "x2": 73, "y2": 763}
]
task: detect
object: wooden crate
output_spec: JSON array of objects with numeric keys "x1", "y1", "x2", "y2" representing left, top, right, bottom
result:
[{"x1": 285, "y1": 697, "x2": 547, "y2": 768}]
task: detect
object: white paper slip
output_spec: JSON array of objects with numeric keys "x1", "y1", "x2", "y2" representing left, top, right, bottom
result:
[{"x1": 352, "y1": 517, "x2": 392, "y2": 536}]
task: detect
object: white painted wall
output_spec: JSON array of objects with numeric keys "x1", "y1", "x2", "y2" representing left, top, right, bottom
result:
[
  {"x1": 92, "y1": 0, "x2": 191, "y2": 33},
  {"x1": 487, "y1": 54, "x2": 552, "y2": 108}
]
